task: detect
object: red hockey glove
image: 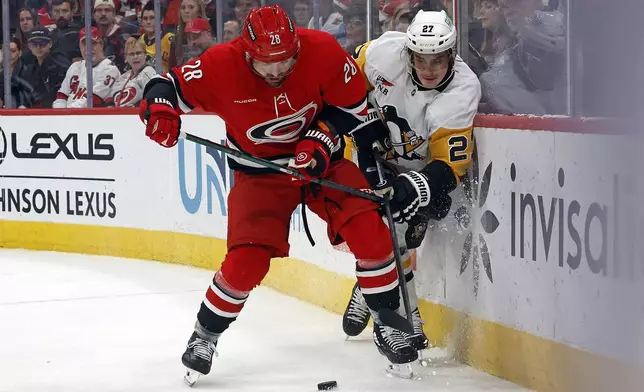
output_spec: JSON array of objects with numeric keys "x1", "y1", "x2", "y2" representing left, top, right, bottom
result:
[
  {"x1": 139, "y1": 97, "x2": 181, "y2": 148},
  {"x1": 289, "y1": 126, "x2": 334, "y2": 182}
]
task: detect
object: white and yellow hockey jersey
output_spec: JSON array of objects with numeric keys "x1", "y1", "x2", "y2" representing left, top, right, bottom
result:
[
  {"x1": 349, "y1": 31, "x2": 481, "y2": 180},
  {"x1": 53, "y1": 58, "x2": 121, "y2": 108}
]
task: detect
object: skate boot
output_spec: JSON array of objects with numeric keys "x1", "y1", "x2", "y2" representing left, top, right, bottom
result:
[
  {"x1": 182, "y1": 331, "x2": 219, "y2": 387},
  {"x1": 404, "y1": 308, "x2": 431, "y2": 366},
  {"x1": 342, "y1": 282, "x2": 371, "y2": 337},
  {"x1": 373, "y1": 322, "x2": 418, "y2": 378},
  {"x1": 405, "y1": 308, "x2": 429, "y2": 350}
]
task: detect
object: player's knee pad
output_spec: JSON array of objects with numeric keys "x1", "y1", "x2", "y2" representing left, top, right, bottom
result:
[
  {"x1": 341, "y1": 210, "x2": 394, "y2": 262},
  {"x1": 220, "y1": 245, "x2": 272, "y2": 292}
]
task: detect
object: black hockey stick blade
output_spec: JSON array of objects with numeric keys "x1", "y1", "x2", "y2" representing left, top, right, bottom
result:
[{"x1": 378, "y1": 308, "x2": 414, "y2": 334}]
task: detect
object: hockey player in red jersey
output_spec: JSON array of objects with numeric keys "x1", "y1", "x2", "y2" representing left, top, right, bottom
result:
[{"x1": 138, "y1": 5, "x2": 421, "y2": 384}]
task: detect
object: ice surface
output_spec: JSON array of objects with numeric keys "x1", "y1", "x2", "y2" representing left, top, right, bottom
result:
[{"x1": 0, "y1": 249, "x2": 529, "y2": 391}]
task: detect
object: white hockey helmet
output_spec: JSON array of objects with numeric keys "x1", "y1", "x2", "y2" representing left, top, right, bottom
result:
[{"x1": 406, "y1": 10, "x2": 457, "y2": 54}]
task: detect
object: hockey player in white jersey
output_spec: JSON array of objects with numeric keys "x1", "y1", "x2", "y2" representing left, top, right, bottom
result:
[
  {"x1": 53, "y1": 27, "x2": 120, "y2": 108},
  {"x1": 343, "y1": 9, "x2": 481, "y2": 366}
]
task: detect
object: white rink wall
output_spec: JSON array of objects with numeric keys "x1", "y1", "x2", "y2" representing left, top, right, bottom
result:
[
  {"x1": 418, "y1": 127, "x2": 644, "y2": 363},
  {"x1": 0, "y1": 114, "x2": 642, "y2": 368}
]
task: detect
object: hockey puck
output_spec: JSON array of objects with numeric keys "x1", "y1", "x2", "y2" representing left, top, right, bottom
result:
[{"x1": 317, "y1": 380, "x2": 338, "y2": 390}]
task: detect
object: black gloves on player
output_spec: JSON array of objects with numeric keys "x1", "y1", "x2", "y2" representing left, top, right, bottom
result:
[
  {"x1": 385, "y1": 171, "x2": 432, "y2": 223},
  {"x1": 348, "y1": 107, "x2": 392, "y2": 154},
  {"x1": 366, "y1": 166, "x2": 452, "y2": 225},
  {"x1": 358, "y1": 151, "x2": 431, "y2": 223}
]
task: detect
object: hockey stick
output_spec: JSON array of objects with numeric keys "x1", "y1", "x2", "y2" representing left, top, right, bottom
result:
[
  {"x1": 179, "y1": 131, "x2": 382, "y2": 203},
  {"x1": 372, "y1": 147, "x2": 415, "y2": 333},
  {"x1": 181, "y1": 131, "x2": 413, "y2": 332}
]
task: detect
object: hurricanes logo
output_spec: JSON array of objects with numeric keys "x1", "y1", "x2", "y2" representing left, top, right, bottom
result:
[
  {"x1": 380, "y1": 105, "x2": 425, "y2": 162},
  {"x1": 454, "y1": 142, "x2": 499, "y2": 298},
  {"x1": 0, "y1": 127, "x2": 7, "y2": 166},
  {"x1": 70, "y1": 75, "x2": 80, "y2": 94},
  {"x1": 114, "y1": 87, "x2": 138, "y2": 107},
  {"x1": 247, "y1": 102, "x2": 317, "y2": 145}
]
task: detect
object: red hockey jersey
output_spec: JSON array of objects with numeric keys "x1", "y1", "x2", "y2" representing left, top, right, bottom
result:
[{"x1": 160, "y1": 28, "x2": 368, "y2": 171}]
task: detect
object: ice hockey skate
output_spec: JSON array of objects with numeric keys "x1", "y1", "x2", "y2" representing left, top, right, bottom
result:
[
  {"x1": 182, "y1": 332, "x2": 219, "y2": 387},
  {"x1": 342, "y1": 282, "x2": 371, "y2": 337},
  {"x1": 373, "y1": 322, "x2": 418, "y2": 378},
  {"x1": 405, "y1": 308, "x2": 431, "y2": 366}
]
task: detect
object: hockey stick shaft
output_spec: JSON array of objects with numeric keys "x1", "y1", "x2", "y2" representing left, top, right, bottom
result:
[
  {"x1": 179, "y1": 131, "x2": 382, "y2": 203},
  {"x1": 372, "y1": 148, "x2": 414, "y2": 329},
  {"x1": 368, "y1": 95, "x2": 414, "y2": 327}
]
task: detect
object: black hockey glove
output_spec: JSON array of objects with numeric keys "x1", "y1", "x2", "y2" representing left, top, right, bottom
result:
[
  {"x1": 356, "y1": 142, "x2": 397, "y2": 192},
  {"x1": 348, "y1": 107, "x2": 392, "y2": 154},
  {"x1": 388, "y1": 171, "x2": 431, "y2": 223},
  {"x1": 405, "y1": 205, "x2": 431, "y2": 250},
  {"x1": 426, "y1": 193, "x2": 452, "y2": 221},
  {"x1": 403, "y1": 194, "x2": 452, "y2": 249}
]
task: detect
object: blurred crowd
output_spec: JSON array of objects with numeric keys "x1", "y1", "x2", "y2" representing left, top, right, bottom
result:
[{"x1": 0, "y1": 0, "x2": 566, "y2": 114}]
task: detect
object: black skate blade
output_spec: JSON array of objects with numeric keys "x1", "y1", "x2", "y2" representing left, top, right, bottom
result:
[{"x1": 378, "y1": 308, "x2": 413, "y2": 334}]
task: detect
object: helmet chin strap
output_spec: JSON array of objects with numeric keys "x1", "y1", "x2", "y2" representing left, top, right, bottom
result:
[{"x1": 406, "y1": 48, "x2": 456, "y2": 91}]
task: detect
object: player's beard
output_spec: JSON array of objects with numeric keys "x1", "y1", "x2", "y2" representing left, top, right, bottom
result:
[
  {"x1": 250, "y1": 57, "x2": 297, "y2": 88},
  {"x1": 263, "y1": 75, "x2": 287, "y2": 87}
]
